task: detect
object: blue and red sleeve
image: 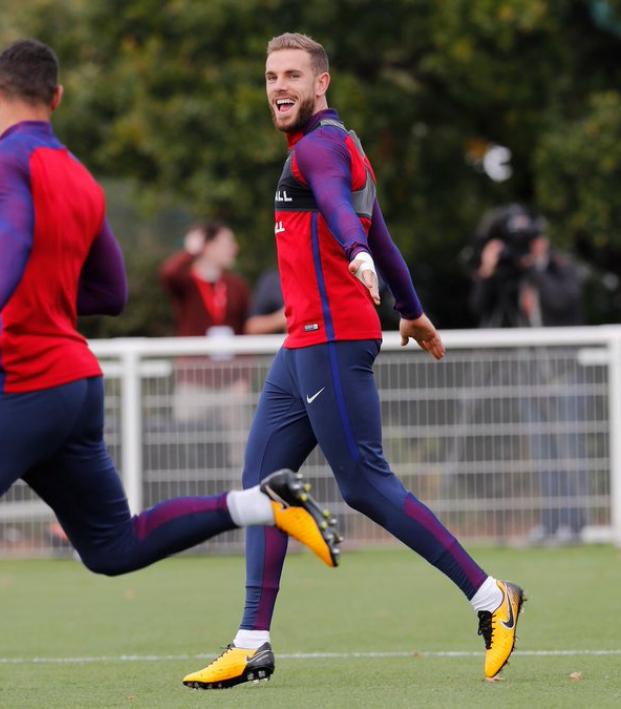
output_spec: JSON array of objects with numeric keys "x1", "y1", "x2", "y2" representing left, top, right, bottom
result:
[
  {"x1": 368, "y1": 199, "x2": 423, "y2": 320},
  {"x1": 294, "y1": 128, "x2": 423, "y2": 320},
  {"x1": 77, "y1": 218, "x2": 128, "y2": 316},
  {"x1": 293, "y1": 130, "x2": 369, "y2": 260},
  {"x1": 0, "y1": 148, "x2": 34, "y2": 312}
]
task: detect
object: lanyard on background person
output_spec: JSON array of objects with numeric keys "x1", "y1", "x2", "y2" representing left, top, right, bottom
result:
[{"x1": 192, "y1": 273, "x2": 228, "y2": 325}]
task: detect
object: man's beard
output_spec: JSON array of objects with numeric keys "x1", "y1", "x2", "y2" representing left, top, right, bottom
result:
[{"x1": 272, "y1": 95, "x2": 316, "y2": 134}]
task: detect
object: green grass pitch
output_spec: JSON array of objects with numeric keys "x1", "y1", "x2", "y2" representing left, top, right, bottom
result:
[{"x1": 1, "y1": 546, "x2": 620, "y2": 708}]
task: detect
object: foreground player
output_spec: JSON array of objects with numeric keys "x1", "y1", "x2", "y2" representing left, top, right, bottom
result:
[
  {"x1": 183, "y1": 33, "x2": 524, "y2": 688},
  {"x1": 0, "y1": 37, "x2": 340, "y2": 643}
]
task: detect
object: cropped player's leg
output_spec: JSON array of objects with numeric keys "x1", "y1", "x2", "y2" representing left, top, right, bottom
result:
[
  {"x1": 24, "y1": 377, "x2": 337, "y2": 575},
  {"x1": 297, "y1": 341, "x2": 524, "y2": 679},
  {"x1": 23, "y1": 378, "x2": 236, "y2": 571},
  {"x1": 0, "y1": 383, "x2": 88, "y2": 497}
]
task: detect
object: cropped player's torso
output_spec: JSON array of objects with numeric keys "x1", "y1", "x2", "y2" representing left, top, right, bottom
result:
[
  {"x1": 0, "y1": 121, "x2": 104, "y2": 393},
  {"x1": 274, "y1": 109, "x2": 381, "y2": 348}
]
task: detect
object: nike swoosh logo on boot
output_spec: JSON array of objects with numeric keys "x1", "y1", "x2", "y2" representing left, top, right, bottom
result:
[{"x1": 501, "y1": 592, "x2": 515, "y2": 629}]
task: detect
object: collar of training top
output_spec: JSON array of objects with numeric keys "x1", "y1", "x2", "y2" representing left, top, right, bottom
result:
[
  {"x1": 286, "y1": 108, "x2": 340, "y2": 149},
  {"x1": 0, "y1": 120, "x2": 53, "y2": 141}
]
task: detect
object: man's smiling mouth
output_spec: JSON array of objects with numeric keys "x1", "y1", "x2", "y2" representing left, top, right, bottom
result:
[{"x1": 275, "y1": 98, "x2": 295, "y2": 113}]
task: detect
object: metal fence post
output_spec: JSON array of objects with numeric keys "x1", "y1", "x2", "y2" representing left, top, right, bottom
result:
[
  {"x1": 120, "y1": 344, "x2": 143, "y2": 514},
  {"x1": 609, "y1": 331, "x2": 621, "y2": 546}
]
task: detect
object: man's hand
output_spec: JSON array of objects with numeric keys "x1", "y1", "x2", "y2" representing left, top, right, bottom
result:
[
  {"x1": 349, "y1": 252, "x2": 380, "y2": 305},
  {"x1": 399, "y1": 314, "x2": 445, "y2": 360},
  {"x1": 477, "y1": 239, "x2": 504, "y2": 279},
  {"x1": 184, "y1": 227, "x2": 205, "y2": 256},
  {"x1": 519, "y1": 283, "x2": 539, "y2": 320}
]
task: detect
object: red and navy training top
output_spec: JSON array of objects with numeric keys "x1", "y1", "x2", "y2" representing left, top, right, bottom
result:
[
  {"x1": 0, "y1": 121, "x2": 127, "y2": 394},
  {"x1": 274, "y1": 108, "x2": 422, "y2": 348}
]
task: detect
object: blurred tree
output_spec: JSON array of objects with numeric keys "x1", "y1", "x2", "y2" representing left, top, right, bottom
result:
[
  {"x1": 2, "y1": 0, "x2": 620, "y2": 333},
  {"x1": 535, "y1": 89, "x2": 621, "y2": 322}
]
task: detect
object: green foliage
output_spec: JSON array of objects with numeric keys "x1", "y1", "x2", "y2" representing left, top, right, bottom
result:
[
  {"x1": 536, "y1": 90, "x2": 621, "y2": 251},
  {"x1": 3, "y1": 0, "x2": 621, "y2": 332}
]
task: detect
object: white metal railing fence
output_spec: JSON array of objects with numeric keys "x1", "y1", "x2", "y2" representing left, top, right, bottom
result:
[{"x1": 1, "y1": 326, "x2": 620, "y2": 556}]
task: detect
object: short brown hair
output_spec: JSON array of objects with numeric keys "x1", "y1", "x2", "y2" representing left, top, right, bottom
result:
[
  {"x1": 266, "y1": 33, "x2": 329, "y2": 74},
  {"x1": 202, "y1": 220, "x2": 230, "y2": 243},
  {"x1": 0, "y1": 39, "x2": 59, "y2": 105}
]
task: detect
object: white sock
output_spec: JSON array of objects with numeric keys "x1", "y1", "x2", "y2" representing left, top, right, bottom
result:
[
  {"x1": 470, "y1": 576, "x2": 503, "y2": 613},
  {"x1": 234, "y1": 629, "x2": 271, "y2": 649},
  {"x1": 226, "y1": 486, "x2": 274, "y2": 527}
]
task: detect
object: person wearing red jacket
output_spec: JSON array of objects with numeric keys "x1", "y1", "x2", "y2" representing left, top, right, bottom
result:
[
  {"x1": 161, "y1": 222, "x2": 251, "y2": 464},
  {"x1": 161, "y1": 222, "x2": 249, "y2": 339}
]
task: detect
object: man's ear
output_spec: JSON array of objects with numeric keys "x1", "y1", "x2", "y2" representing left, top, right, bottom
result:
[
  {"x1": 50, "y1": 84, "x2": 64, "y2": 112},
  {"x1": 316, "y1": 71, "x2": 330, "y2": 98}
]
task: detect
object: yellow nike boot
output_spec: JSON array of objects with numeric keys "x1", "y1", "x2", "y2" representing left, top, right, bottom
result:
[
  {"x1": 183, "y1": 642, "x2": 274, "y2": 689},
  {"x1": 477, "y1": 580, "x2": 525, "y2": 679},
  {"x1": 182, "y1": 470, "x2": 340, "y2": 691},
  {"x1": 260, "y1": 469, "x2": 341, "y2": 567}
]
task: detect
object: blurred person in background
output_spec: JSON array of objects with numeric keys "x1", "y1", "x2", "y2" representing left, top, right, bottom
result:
[
  {"x1": 161, "y1": 220, "x2": 249, "y2": 341},
  {"x1": 160, "y1": 222, "x2": 251, "y2": 465},
  {"x1": 183, "y1": 32, "x2": 524, "y2": 691},
  {"x1": 243, "y1": 267, "x2": 286, "y2": 334},
  {"x1": 471, "y1": 204, "x2": 583, "y2": 329},
  {"x1": 470, "y1": 204, "x2": 588, "y2": 545},
  {"x1": 0, "y1": 37, "x2": 340, "y2": 648}
]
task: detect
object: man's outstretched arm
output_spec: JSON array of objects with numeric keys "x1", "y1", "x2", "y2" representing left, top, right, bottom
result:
[
  {"x1": 368, "y1": 199, "x2": 444, "y2": 360},
  {"x1": 367, "y1": 199, "x2": 423, "y2": 320}
]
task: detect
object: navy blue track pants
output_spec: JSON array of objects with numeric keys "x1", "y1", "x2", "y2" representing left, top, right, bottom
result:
[
  {"x1": 241, "y1": 341, "x2": 486, "y2": 629},
  {"x1": 0, "y1": 377, "x2": 235, "y2": 574}
]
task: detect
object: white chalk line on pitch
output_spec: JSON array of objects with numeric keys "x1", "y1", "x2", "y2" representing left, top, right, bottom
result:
[{"x1": 1, "y1": 649, "x2": 620, "y2": 665}]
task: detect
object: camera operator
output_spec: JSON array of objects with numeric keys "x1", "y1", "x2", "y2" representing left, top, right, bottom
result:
[
  {"x1": 469, "y1": 204, "x2": 587, "y2": 545},
  {"x1": 471, "y1": 204, "x2": 583, "y2": 328}
]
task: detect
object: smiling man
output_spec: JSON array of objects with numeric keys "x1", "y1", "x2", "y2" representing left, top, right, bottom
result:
[{"x1": 183, "y1": 32, "x2": 524, "y2": 689}]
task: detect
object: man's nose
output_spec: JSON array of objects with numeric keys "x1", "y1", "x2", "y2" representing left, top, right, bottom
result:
[{"x1": 273, "y1": 75, "x2": 288, "y2": 91}]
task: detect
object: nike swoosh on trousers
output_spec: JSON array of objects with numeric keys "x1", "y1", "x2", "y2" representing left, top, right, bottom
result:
[{"x1": 306, "y1": 387, "x2": 326, "y2": 404}]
